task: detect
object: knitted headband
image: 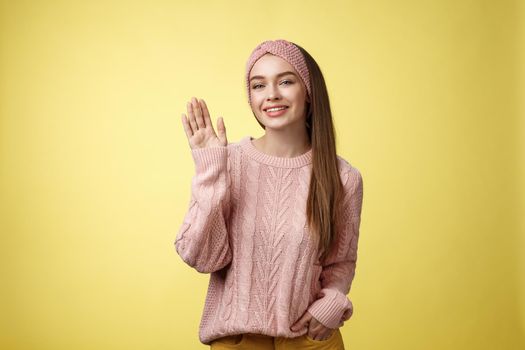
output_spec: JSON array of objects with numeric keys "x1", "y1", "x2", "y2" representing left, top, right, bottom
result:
[{"x1": 245, "y1": 39, "x2": 311, "y2": 106}]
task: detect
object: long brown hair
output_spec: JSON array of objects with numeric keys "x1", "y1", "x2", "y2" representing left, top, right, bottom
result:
[{"x1": 250, "y1": 43, "x2": 344, "y2": 264}]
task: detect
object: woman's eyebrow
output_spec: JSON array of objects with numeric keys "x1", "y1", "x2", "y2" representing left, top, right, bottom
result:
[{"x1": 250, "y1": 71, "x2": 297, "y2": 82}]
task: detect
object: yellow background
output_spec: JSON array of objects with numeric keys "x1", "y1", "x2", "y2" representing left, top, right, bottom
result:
[{"x1": 1, "y1": 0, "x2": 524, "y2": 349}]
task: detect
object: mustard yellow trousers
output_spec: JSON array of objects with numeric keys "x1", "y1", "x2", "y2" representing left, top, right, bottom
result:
[{"x1": 210, "y1": 328, "x2": 345, "y2": 350}]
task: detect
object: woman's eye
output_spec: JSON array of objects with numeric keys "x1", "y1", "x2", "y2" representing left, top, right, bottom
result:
[{"x1": 252, "y1": 80, "x2": 293, "y2": 89}]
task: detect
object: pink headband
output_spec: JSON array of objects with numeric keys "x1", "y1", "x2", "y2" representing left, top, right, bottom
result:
[{"x1": 245, "y1": 39, "x2": 311, "y2": 105}]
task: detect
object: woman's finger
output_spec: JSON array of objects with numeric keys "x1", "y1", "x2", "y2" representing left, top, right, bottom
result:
[
  {"x1": 310, "y1": 332, "x2": 329, "y2": 341},
  {"x1": 181, "y1": 114, "x2": 193, "y2": 141},
  {"x1": 199, "y1": 99, "x2": 213, "y2": 130},
  {"x1": 192, "y1": 97, "x2": 205, "y2": 129},
  {"x1": 308, "y1": 323, "x2": 333, "y2": 341},
  {"x1": 187, "y1": 101, "x2": 198, "y2": 133}
]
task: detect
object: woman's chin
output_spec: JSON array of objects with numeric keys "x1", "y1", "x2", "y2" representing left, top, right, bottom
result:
[{"x1": 263, "y1": 121, "x2": 291, "y2": 131}]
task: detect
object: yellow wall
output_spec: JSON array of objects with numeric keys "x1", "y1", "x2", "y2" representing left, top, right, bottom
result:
[
  {"x1": 517, "y1": 0, "x2": 525, "y2": 343},
  {"x1": 1, "y1": 0, "x2": 523, "y2": 349}
]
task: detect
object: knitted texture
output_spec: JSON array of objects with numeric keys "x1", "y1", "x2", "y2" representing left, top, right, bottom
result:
[
  {"x1": 174, "y1": 136, "x2": 364, "y2": 345},
  {"x1": 245, "y1": 39, "x2": 311, "y2": 105}
]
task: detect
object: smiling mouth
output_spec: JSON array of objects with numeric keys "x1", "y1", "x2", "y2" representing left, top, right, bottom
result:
[{"x1": 264, "y1": 106, "x2": 289, "y2": 112}]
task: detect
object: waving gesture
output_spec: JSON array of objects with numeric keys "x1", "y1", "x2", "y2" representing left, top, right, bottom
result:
[{"x1": 181, "y1": 97, "x2": 227, "y2": 149}]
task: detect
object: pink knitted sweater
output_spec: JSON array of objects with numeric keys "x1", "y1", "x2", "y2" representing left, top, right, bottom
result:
[{"x1": 175, "y1": 135, "x2": 364, "y2": 345}]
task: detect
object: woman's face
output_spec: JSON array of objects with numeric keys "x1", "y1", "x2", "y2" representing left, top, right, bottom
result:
[{"x1": 249, "y1": 53, "x2": 310, "y2": 131}]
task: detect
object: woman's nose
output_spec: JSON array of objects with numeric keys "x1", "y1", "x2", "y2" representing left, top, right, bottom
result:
[{"x1": 266, "y1": 85, "x2": 282, "y2": 100}]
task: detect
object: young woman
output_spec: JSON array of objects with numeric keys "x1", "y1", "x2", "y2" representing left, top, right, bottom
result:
[{"x1": 176, "y1": 39, "x2": 364, "y2": 350}]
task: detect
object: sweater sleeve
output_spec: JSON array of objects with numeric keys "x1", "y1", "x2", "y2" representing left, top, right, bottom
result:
[
  {"x1": 174, "y1": 146, "x2": 233, "y2": 273},
  {"x1": 306, "y1": 167, "x2": 364, "y2": 329}
]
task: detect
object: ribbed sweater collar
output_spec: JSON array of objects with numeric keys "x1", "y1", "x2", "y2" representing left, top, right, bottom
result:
[{"x1": 239, "y1": 136, "x2": 313, "y2": 168}]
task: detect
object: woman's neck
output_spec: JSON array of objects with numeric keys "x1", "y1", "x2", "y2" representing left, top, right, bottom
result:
[{"x1": 251, "y1": 132, "x2": 311, "y2": 158}]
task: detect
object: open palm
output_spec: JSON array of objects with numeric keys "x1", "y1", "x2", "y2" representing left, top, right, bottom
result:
[{"x1": 181, "y1": 96, "x2": 227, "y2": 149}]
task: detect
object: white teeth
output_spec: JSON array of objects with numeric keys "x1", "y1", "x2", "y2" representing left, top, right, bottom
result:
[{"x1": 267, "y1": 106, "x2": 287, "y2": 112}]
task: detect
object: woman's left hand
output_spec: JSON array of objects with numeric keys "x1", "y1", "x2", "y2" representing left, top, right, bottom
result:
[{"x1": 290, "y1": 311, "x2": 335, "y2": 341}]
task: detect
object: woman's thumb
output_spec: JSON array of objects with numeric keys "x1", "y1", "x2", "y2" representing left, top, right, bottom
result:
[
  {"x1": 290, "y1": 312, "x2": 310, "y2": 331},
  {"x1": 217, "y1": 116, "x2": 227, "y2": 145}
]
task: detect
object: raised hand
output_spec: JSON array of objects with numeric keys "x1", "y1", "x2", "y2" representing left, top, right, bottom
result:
[{"x1": 181, "y1": 96, "x2": 227, "y2": 150}]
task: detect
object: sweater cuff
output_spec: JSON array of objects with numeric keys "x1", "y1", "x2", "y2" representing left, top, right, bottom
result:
[
  {"x1": 307, "y1": 288, "x2": 353, "y2": 329},
  {"x1": 191, "y1": 146, "x2": 228, "y2": 173}
]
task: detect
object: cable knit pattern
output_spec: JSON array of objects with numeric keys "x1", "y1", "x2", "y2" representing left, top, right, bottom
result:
[{"x1": 174, "y1": 135, "x2": 364, "y2": 345}]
